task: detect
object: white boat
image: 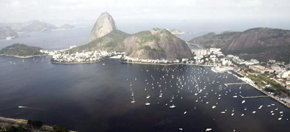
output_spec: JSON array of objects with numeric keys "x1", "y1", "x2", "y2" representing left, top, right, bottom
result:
[
  {"x1": 205, "y1": 128, "x2": 212, "y2": 131},
  {"x1": 18, "y1": 106, "x2": 28, "y2": 109},
  {"x1": 212, "y1": 106, "x2": 216, "y2": 109},
  {"x1": 258, "y1": 105, "x2": 263, "y2": 109},
  {"x1": 169, "y1": 104, "x2": 176, "y2": 109},
  {"x1": 221, "y1": 111, "x2": 226, "y2": 114},
  {"x1": 145, "y1": 102, "x2": 150, "y2": 106},
  {"x1": 233, "y1": 95, "x2": 237, "y2": 98},
  {"x1": 184, "y1": 111, "x2": 187, "y2": 115},
  {"x1": 252, "y1": 111, "x2": 256, "y2": 114},
  {"x1": 159, "y1": 93, "x2": 163, "y2": 98},
  {"x1": 278, "y1": 117, "x2": 282, "y2": 120},
  {"x1": 241, "y1": 114, "x2": 244, "y2": 116},
  {"x1": 131, "y1": 100, "x2": 136, "y2": 104},
  {"x1": 242, "y1": 100, "x2": 245, "y2": 104}
]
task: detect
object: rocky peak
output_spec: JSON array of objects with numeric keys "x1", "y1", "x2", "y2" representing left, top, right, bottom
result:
[{"x1": 89, "y1": 12, "x2": 116, "y2": 42}]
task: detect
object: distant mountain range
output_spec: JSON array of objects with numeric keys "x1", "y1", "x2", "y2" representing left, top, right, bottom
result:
[
  {"x1": 0, "y1": 26, "x2": 18, "y2": 39},
  {"x1": 0, "y1": 20, "x2": 74, "y2": 39},
  {"x1": 190, "y1": 28, "x2": 290, "y2": 63},
  {"x1": 71, "y1": 12, "x2": 192, "y2": 61}
]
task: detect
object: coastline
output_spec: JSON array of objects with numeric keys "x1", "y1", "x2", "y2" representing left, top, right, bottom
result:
[
  {"x1": 51, "y1": 61, "x2": 100, "y2": 65},
  {"x1": 0, "y1": 54, "x2": 44, "y2": 58},
  {"x1": 228, "y1": 70, "x2": 290, "y2": 108},
  {"x1": 121, "y1": 60, "x2": 214, "y2": 67}
]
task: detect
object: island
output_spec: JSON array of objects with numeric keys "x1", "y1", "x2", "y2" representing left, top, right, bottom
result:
[{"x1": 0, "y1": 44, "x2": 43, "y2": 58}]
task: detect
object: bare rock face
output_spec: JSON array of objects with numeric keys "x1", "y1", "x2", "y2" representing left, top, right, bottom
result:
[
  {"x1": 124, "y1": 29, "x2": 193, "y2": 61},
  {"x1": 89, "y1": 12, "x2": 116, "y2": 42}
]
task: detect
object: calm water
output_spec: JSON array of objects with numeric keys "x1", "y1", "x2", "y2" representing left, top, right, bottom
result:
[
  {"x1": 0, "y1": 29, "x2": 289, "y2": 132},
  {"x1": 0, "y1": 56, "x2": 289, "y2": 132},
  {"x1": 0, "y1": 27, "x2": 91, "y2": 50}
]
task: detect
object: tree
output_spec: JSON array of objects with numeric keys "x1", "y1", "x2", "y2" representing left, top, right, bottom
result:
[
  {"x1": 27, "y1": 120, "x2": 43, "y2": 129},
  {"x1": 52, "y1": 125, "x2": 69, "y2": 132}
]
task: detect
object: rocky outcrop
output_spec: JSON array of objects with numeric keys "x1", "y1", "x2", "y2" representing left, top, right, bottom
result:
[
  {"x1": 89, "y1": 12, "x2": 116, "y2": 42},
  {"x1": 71, "y1": 13, "x2": 193, "y2": 61},
  {"x1": 124, "y1": 29, "x2": 192, "y2": 60},
  {"x1": 190, "y1": 28, "x2": 290, "y2": 63}
]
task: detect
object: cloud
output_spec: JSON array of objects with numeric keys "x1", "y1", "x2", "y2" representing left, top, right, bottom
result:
[{"x1": 0, "y1": 0, "x2": 289, "y2": 25}]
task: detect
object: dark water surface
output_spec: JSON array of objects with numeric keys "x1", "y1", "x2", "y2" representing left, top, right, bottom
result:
[{"x1": 0, "y1": 56, "x2": 289, "y2": 132}]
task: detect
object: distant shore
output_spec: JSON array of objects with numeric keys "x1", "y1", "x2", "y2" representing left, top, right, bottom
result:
[
  {"x1": 189, "y1": 43, "x2": 203, "y2": 49},
  {"x1": 0, "y1": 54, "x2": 44, "y2": 58}
]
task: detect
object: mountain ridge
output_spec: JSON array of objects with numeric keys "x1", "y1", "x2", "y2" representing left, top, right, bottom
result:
[
  {"x1": 71, "y1": 12, "x2": 193, "y2": 61},
  {"x1": 190, "y1": 27, "x2": 290, "y2": 63}
]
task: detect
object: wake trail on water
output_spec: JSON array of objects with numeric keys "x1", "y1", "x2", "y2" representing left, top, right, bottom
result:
[{"x1": 17, "y1": 106, "x2": 45, "y2": 111}]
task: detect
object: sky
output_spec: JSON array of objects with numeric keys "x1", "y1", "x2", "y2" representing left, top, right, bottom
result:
[{"x1": 0, "y1": 0, "x2": 290, "y2": 33}]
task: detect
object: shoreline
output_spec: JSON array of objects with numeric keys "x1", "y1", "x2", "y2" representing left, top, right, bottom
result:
[
  {"x1": 2, "y1": 55, "x2": 288, "y2": 108},
  {"x1": 121, "y1": 60, "x2": 214, "y2": 67},
  {"x1": 0, "y1": 54, "x2": 44, "y2": 58},
  {"x1": 228, "y1": 70, "x2": 290, "y2": 108}
]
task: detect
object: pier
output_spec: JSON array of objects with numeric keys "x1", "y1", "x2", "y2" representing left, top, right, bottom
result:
[
  {"x1": 224, "y1": 82, "x2": 247, "y2": 87},
  {"x1": 239, "y1": 95, "x2": 269, "y2": 99}
]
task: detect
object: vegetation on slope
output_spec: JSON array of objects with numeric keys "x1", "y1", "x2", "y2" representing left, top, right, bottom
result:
[
  {"x1": 190, "y1": 28, "x2": 290, "y2": 63},
  {"x1": 69, "y1": 30, "x2": 129, "y2": 53},
  {"x1": 247, "y1": 74, "x2": 290, "y2": 96},
  {"x1": 0, "y1": 44, "x2": 42, "y2": 57},
  {"x1": 70, "y1": 28, "x2": 192, "y2": 60}
]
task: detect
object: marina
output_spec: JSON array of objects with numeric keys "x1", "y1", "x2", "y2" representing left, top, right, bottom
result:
[{"x1": 0, "y1": 57, "x2": 289, "y2": 132}]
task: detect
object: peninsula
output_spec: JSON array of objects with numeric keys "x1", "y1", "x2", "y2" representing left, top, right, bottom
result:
[{"x1": 45, "y1": 12, "x2": 192, "y2": 64}]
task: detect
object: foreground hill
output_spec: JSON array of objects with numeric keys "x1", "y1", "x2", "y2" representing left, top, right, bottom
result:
[
  {"x1": 190, "y1": 28, "x2": 290, "y2": 63},
  {"x1": 0, "y1": 117, "x2": 74, "y2": 132},
  {"x1": 0, "y1": 44, "x2": 43, "y2": 58},
  {"x1": 70, "y1": 12, "x2": 192, "y2": 61}
]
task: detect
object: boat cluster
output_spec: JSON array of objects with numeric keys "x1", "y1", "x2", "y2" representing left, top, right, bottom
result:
[{"x1": 125, "y1": 65, "x2": 288, "y2": 131}]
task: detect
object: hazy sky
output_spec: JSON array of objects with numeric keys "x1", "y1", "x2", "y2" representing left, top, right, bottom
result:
[{"x1": 1, "y1": 0, "x2": 290, "y2": 32}]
